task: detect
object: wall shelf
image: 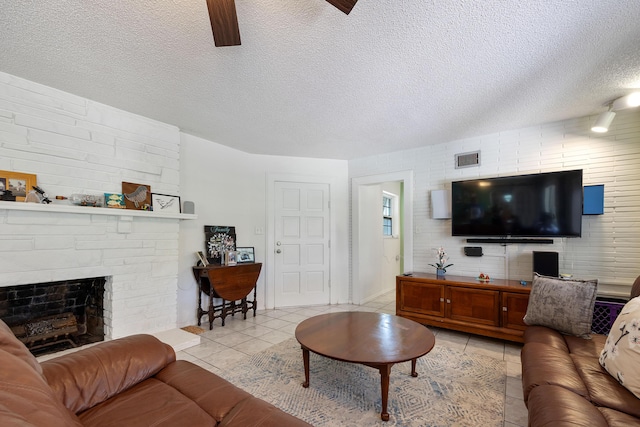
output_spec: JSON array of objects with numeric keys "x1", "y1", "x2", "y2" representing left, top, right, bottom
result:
[{"x1": 0, "y1": 201, "x2": 197, "y2": 220}]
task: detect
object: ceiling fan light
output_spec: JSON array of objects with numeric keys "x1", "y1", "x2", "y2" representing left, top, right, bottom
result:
[
  {"x1": 591, "y1": 111, "x2": 616, "y2": 133},
  {"x1": 611, "y1": 92, "x2": 640, "y2": 110}
]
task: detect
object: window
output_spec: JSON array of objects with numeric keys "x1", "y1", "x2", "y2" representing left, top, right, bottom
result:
[{"x1": 383, "y1": 195, "x2": 393, "y2": 236}]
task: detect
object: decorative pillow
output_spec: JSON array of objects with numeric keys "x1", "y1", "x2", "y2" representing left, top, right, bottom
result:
[
  {"x1": 599, "y1": 296, "x2": 640, "y2": 399},
  {"x1": 523, "y1": 273, "x2": 598, "y2": 339}
]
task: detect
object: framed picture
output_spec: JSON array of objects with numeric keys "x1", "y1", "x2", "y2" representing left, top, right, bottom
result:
[
  {"x1": 104, "y1": 193, "x2": 126, "y2": 209},
  {"x1": 151, "y1": 193, "x2": 181, "y2": 213},
  {"x1": 0, "y1": 170, "x2": 37, "y2": 202},
  {"x1": 122, "y1": 182, "x2": 151, "y2": 210},
  {"x1": 195, "y1": 251, "x2": 209, "y2": 266},
  {"x1": 236, "y1": 247, "x2": 255, "y2": 263},
  {"x1": 205, "y1": 225, "x2": 236, "y2": 264},
  {"x1": 226, "y1": 250, "x2": 237, "y2": 266}
]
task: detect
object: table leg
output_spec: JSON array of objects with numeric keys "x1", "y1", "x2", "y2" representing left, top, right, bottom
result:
[
  {"x1": 411, "y1": 358, "x2": 418, "y2": 377},
  {"x1": 252, "y1": 285, "x2": 257, "y2": 317},
  {"x1": 302, "y1": 347, "x2": 310, "y2": 388},
  {"x1": 379, "y1": 364, "x2": 391, "y2": 421},
  {"x1": 242, "y1": 297, "x2": 248, "y2": 319},
  {"x1": 208, "y1": 291, "x2": 215, "y2": 330},
  {"x1": 197, "y1": 288, "x2": 203, "y2": 327},
  {"x1": 220, "y1": 299, "x2": 227, "y2": 326}
]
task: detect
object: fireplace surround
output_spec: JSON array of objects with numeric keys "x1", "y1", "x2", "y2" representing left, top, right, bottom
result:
[{"x1": 0, "y1": 203, "x2": 194, "y2": 340}]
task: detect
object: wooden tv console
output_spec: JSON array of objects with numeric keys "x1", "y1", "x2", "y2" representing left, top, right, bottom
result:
[{"x1": 396, "y1": 273, "x2": 531, "y2": 343}]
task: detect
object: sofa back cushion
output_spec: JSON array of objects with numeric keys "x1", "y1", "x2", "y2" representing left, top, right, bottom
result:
[
  {"x1": 42, "y1": 334, "x2": 176, "y2": 414},
  {"x1": 599, "y1": 296, "x2": 640, "y2": 400},
  {"x1": 524, "y1": 274, "x2": 598, "y2": 339}
]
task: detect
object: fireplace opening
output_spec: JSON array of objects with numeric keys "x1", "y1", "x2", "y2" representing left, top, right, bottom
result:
[{"x1": 0, "y1": 277, "x2": 106, "y2": 356}]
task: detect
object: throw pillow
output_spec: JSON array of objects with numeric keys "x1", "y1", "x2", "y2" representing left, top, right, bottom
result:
[
  {"x1": 599, "y1": 296, "x2": 640, "y2": 399},
  {"x1": 523, "y1": 273, "x2": 598, "y2": 339}
]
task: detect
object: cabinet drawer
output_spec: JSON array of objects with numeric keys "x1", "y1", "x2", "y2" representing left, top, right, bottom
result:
[
  {"x1": 446, "y1": 287, "x2": 500, "y2": 326},
  {"x1": 398, "y1": 281, "x2": 445, "y2": 317}
]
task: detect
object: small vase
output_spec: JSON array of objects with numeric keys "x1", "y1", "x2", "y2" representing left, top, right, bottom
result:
[{"x1": 436, "y1": 268, "x2": 446, "y2": 277}]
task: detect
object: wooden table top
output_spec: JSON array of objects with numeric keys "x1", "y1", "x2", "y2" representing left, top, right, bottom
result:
[{"x1": 295, "y1": 312, "x2": 435, "y2": 365}]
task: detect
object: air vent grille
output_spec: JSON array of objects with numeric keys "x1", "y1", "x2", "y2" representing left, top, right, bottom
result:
[{"x1": 455, "y1": 151, "x2": 480, "y2": 168}]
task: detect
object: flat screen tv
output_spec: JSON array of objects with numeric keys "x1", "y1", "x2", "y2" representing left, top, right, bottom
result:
[{"x1": 451, "y1": 170, "x2": 583, "y2": 237}]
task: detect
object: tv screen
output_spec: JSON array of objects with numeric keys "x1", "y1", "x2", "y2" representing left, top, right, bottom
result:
[{"x1": 451, "y1": 170, "x2": 583, "y2": 237}]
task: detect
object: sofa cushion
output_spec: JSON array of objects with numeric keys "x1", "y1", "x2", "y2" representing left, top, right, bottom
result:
[
  {"x1": 575, "y1": 354, "x2": 640, "y2": 419},
  {"x1": 598, "y1": 407, "x2": 640, "y2": 427},
  {"x1": 523, "y1": 274, "x2": 598, "y2": 339},
  {"x1": 565, "y1": 333, "x2": 606, "y2": 357},
  {"x1": 0, "y1": 349, "x2": 82, "y2": 427},
  {"x1": 521, "y1": 342, "x2": 589, "y2": 403},
  {"x1": 43, "y1": 334, "x2": 176, "y2": 414},
  {"x1": 77, "y1": 377, "x2": 214, "y2": 426},
  {"x1": 526, "y1": 385, "x2": 608, "y2": 427},
  {"x1": 0, "y1": 318, "x2": 43, "y2": 376},
  {"x1": 523, "y1": 325, "x2": 570, "y2": 352},
  {"x1": 599, "y1": 296, "x2": 640, "y2": 400}
]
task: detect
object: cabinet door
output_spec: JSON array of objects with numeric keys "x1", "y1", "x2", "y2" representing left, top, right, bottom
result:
[
  {"x1": 446, "y1": 286, "x2": 500, "y2": 326},
  {"x1": 502, "y1": 292, "x2": 529, "y2": 331},
  {"x1": 398, "y1": 280, "x2": 445, "y2": 317}
]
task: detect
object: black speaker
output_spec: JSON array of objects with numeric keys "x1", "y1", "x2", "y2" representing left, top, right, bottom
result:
[
  {"x1": 464, "y1": 246, "x2": 483, "y2": 257},
  {"x1": 533, "y1": 251, "x2": 559, "y2": 277}
]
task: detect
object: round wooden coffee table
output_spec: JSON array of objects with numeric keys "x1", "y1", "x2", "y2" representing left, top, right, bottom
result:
[{"x1": 294, "y1": 312, "x2": 435, "y2": 421}]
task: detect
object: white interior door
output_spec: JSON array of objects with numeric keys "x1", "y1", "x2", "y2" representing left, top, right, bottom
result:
[{"x1": 274, "y1": 182, "x2": 330, "y2": 307}]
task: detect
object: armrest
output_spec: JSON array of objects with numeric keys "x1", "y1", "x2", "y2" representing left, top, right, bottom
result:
[{"x1": 41, "y1": 334, "x2": 175, "y2": 414}]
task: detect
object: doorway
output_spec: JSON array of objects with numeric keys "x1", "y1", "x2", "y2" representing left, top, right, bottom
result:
[{"x1": 351, "y1": 171, "x2": 413, "y2": 305}]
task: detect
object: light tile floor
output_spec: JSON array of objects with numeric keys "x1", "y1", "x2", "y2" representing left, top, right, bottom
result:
[{"x1": 178, "y1": 291, "x2": 529, "y2": 427}]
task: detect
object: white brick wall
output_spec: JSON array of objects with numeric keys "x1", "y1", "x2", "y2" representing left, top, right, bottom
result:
[
  {"x1": 349, "y1": 109, "x2": 640, "y2": 297},
  {"x1": 0, "y1": 72, "x2": 182, "y2": 338}
]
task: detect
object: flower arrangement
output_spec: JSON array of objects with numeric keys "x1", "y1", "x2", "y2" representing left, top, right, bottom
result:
[{"x1": 429, "y1": 247, "x2": 453, "y2": 273}]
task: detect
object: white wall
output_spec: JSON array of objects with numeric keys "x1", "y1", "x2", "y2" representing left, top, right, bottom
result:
[
  {"x1": 0, "y1": 72, "x2": 183, "y2": 338},
  {"x1": 177, "y1": 133, "x2": 349, "y2": 327},
  {"x1": 349, "y1": 110, "x2": 640, "y2": 297}
]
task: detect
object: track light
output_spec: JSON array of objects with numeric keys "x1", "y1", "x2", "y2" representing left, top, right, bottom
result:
[
  {"x1": 611, "y1": 92, "x2": 640, "y2": 110},
  {"x1": 591, "y1": 91, "x2": 640, "y2": 133},
  {"x1": 591, "y1": 111, "x2": 616, "y2": 133}
]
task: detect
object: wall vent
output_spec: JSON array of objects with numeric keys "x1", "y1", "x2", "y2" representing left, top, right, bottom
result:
[{"x1": 455, "y1": 151, "x2": 480, "y2": 168}]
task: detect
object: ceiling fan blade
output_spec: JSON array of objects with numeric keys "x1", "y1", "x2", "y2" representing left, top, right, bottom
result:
[
  {"x1": 206, "y1": 0, "x2": 241, "y2": 47},
  {"x1": 325, "y1": 0, "x2": 359, "y2": 15}
]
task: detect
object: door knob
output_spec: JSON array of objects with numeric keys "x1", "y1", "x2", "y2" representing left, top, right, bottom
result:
[{"x1": 276, "y1": 249, "x2": 282, "y2": 253}]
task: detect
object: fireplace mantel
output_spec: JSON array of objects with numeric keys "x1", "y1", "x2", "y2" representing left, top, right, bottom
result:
[{"x1": 0, "y1": 201, "x2": 196, "y2": 220}]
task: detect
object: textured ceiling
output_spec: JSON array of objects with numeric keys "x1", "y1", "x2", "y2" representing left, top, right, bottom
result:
[{"x1": 1, "y1": 1, "x2": 640, "y2": 160}]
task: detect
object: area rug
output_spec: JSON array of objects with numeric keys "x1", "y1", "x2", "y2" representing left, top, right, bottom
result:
[{"x1": 219, "y1": 338, "x2": 506, "y2": 426}]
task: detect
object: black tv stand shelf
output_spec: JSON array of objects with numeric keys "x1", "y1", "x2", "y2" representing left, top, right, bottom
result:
[{"x1": 466, "y1": 238, "x2": 554, "y2": 244}]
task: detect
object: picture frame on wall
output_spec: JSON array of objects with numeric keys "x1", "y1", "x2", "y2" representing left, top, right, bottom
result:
[
  {"x1": 236, "y1": 247, "x2": 255, "y2": 263},
  {"x1": 0, "y1": 170, "x2": 37, "y2": 202},
  {"x1": 151, "y1": 193, "x2": 181, "y2": 213}
]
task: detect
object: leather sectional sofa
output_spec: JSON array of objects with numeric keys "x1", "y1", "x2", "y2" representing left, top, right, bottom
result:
[
  {"x1": 521, "y1": 279, "x2": 640, "y2": 426},
  {"x1": 0, "y1": 319, "x2": 311, "y2": 426}
]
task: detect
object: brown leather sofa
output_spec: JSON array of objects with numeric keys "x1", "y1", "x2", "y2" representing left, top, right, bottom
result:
[
  {"x1": 0, "y1": 319, "x2": 311, "y2": 426},
  {"x1": 521, "y1": 278, "x2": 640, "y2": 426}
]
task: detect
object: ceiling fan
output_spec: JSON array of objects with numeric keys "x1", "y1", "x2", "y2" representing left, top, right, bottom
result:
[{"x1": 206, "y1": 0, "x2": 359, "y2": 47}]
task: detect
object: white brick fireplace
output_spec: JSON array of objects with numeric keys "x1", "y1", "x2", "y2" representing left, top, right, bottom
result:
[{"x1": 0, "y1": 72, "x2": 189, "y2": 339}]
